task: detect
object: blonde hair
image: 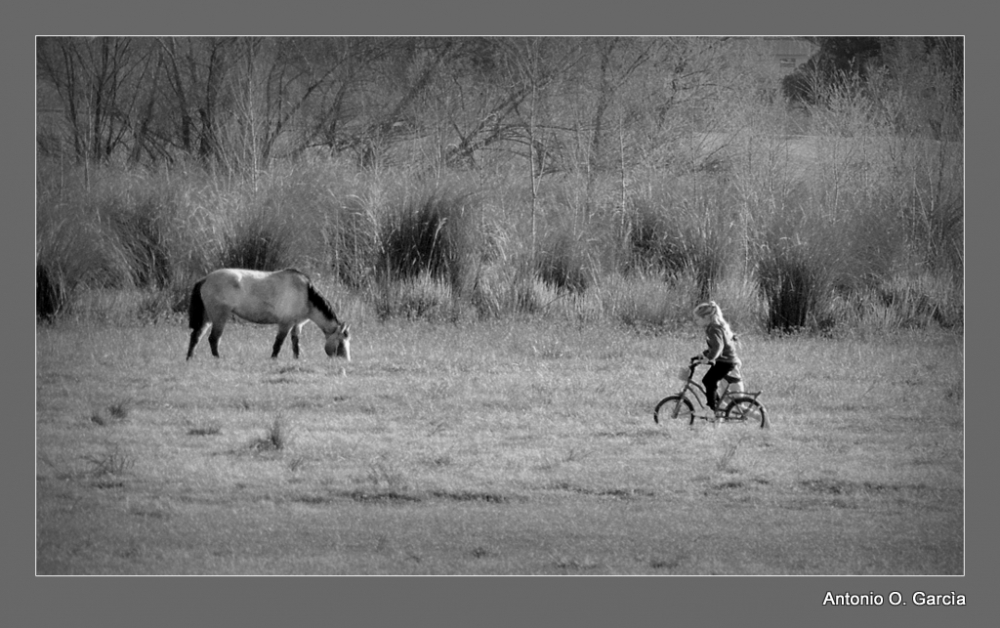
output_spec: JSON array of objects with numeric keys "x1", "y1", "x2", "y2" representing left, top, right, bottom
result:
[{"x1": 694, "y1": 301, "x2": 735, "y2": 339}]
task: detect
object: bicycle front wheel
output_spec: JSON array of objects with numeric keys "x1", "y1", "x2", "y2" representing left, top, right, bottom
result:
[
  {"x1": 654, "y1": 395, "x2": 695, "y2": 425},
  {"x1": 724, "y1": 397, "x2": 769, "y2": 428}
]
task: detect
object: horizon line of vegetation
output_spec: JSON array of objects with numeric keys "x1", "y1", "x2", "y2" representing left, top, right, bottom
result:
[{"x1": 36, "y1": 37, "x2": 963, "y2": 335}]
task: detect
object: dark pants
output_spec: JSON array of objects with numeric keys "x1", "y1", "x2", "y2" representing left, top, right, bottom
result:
[{"x1": 702, "y1": 360, "x2": 743, "y2": 410}]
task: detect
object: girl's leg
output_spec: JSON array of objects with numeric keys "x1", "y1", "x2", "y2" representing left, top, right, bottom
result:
[
  {"x1": 725, "y1": 362, "x2": 745, "y2": 393},
  {"x1": 702, "y1": 363, "x2": 727, "y2": 410}
]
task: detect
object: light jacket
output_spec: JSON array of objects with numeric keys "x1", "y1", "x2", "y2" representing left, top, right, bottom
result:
[{"x1": 703, "y1": 322, "x2": 740, "y2": 364}]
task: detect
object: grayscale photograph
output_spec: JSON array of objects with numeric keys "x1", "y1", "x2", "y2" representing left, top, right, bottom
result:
[{"x1": 36, "y1": 36, "x2": 963, "y2": 576}]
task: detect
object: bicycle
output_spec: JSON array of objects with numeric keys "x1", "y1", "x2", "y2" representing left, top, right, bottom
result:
[{"x1": 653, "y1": 359, "x2": 769, "y2": 428}]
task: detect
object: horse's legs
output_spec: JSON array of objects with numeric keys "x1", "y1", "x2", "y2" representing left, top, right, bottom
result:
[
  {"x1": 186, "y1": 324, "x2": 209, "y2": 360},
  {"x1": 207, "y1": 329, "x2": 223, "y2": 357},
  {"x1": 272, "y1": 324, "x2": 292, "y2": 359},
  {"x1": 207, "y1": 319, "x2": 226, "y2": 358},
  {"x1": 290, "y1": 322, "x2": 305, "y2": 359}
]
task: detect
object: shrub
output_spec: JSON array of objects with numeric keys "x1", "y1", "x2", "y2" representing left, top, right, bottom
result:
[
  {"x1": 876, "y1": 272, "x2": 964, "y2": 329},
  {"x1": 188, "y1": 424, "x2": 222, "y2": 436},
  {"x1": 327, "y1": 195, "x2": 380, "y2": 289},
  {"x1": 106, "y1": 195, "x2": 174, "y2": 289},
  {"x1": 531, "y1": 190, "x2": 617, "y2": 294},
  {"x1": 620, "y1": 177, "x2": 738, "y2": 300},
  {"x1": 749, "y1": 186, "x2": 845, "y2": 333},
  {"x1": 33, "y1": 103, "x2": 961, "y2": 334},
  {"x1": 108, "y1": 400, "x2": 130, "y2": 419},
  {"x1": 36, "y1": 264, "x2": 65, "y2": 322},
  {"x1": 622, "y1": 197, "x2": 688, "y2": 277},
  {"x1": 372, "y1": 271, "x2": 457, "y2": 321},
  {"x1": 84, "y1": 444, "x2": 136, "y2": 477},
  {"x1": 470, "y1": 263, "x2": 510, "y2": 319},
  {"x1": 757, "y1": 243, "x2": 827, "y2": 333},
  {"x1": 468, "y1": 263, "x2": 562, "y2": 319},
  {"x1": 379, "y1": 183, "x2": 481, "y2": 297},
  {"x1": 250, "y1": 418, "x2": 293, "y2": 452},
  {"x1": 217, "y1": 204, "x2": 295, "y2": 271},
  {"x1": 513, "y1": 275, "x2": 561, "y2": 316},
  {"x1": 535, "y1": 228, "x2": 596, "y2": 293},
  {"x1": 36, "y1": 176, "x2": 136, "y2": 315},
  {"x1": 592, "y1": 272, "x2": 676, "y2": 328}
]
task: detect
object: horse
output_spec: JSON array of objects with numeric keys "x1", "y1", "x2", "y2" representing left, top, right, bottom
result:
[{"x1": 186, "y1": 268, "x2": 350, "y2": 362}]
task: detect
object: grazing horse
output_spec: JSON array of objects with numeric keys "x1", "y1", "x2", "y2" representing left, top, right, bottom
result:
[{"x1": 186, "y1": 268, "x2": 350, "y2": 361}]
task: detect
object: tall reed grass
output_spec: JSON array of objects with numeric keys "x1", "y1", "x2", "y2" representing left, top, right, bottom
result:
[{"x1": 36, "y1": 120, "x2": 962, "y2": 335}]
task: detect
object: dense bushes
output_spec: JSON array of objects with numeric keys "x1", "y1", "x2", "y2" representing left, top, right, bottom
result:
[
  {"x1": 217, "y1": 206, "x2": 295, "y2": 271},
  {"x1": 36, "y1": 37, "x2": 962, "y2": 333},
  {"x1": 36, "y1": 264, "x2": 63, "y2": 321},
  {"x1": 379, "y1": 185, "x2": 481, "y2": 295},
  {"x1": 36, "y1": 133, "x2": 962, "y2": 334}
]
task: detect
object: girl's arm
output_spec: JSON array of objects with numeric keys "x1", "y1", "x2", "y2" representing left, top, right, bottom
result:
[{"x1": 702, "y1": 326, "x2": 725, "y2": 362}]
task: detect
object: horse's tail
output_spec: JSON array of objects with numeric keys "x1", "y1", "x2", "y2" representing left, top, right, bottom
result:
[{"x1": 188, "y1": 279, "x2": 207, "y2": 330}]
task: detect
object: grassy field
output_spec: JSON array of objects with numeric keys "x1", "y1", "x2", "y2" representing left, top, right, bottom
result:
[{"x1": 35, "y1": 317, "x2": 963, "y2": 575}]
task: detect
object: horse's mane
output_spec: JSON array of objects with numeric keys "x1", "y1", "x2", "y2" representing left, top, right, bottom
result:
[
  {"x1": 281, "y1": 268, "x2": 337, "y2": 323},
  {"x1": 306, "y1": 282, "x2": 337, "y2": 321}
]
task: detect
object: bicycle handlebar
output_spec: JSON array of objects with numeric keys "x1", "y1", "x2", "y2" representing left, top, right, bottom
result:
[{"x1": 678, "y1": 358, "x2": 713, "y2": 381}]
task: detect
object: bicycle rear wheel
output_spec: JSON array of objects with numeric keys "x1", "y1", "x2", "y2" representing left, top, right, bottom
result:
[
  {"x1": 654, "y1": 395, "x2": 695, "y2": 425},
  {"x1": 724, "y1": 397, "x2": 769, "y2": 428}
]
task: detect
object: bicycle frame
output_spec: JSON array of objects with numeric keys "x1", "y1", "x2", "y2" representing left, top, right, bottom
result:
[
  {"x1": 674, "y1": 364, "x2": 717, "y2": 412},
  {"x1": 669, "y1": 363, "x2": 761, "y2": 420}
]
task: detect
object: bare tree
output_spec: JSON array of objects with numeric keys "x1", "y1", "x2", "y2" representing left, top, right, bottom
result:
[
  {"x1": 156, "y1": 37, "x2": 235, "y2": 165},
  {"x1": 37, "y1": 37, "x2": 160, "y2": 164},
  {"x1": 427, "y1": 38, "x2": 582, "y2": 171}
]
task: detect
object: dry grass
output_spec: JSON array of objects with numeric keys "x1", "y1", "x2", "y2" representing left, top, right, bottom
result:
[
  {"x1": 36, "y1": 136, "x2": 962, "y2": 336},
  {"x1": 36, "y1": 319, "x2": 963, "y2": 574}
]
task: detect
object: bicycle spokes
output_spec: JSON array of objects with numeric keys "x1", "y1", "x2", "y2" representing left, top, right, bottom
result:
[
  {"x1": 724, "y1": 397, "x2": 768, "y2": 428},
  {"x1": 655, "y1": 364, "x2": 768, "y2": 428}
]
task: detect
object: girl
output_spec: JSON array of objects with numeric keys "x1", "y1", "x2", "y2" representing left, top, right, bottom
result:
[{"x1": 692, "y1": 301, "x2": 744, "y2": 414}]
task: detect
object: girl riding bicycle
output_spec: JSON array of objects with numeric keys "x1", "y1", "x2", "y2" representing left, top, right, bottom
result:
[{"x1": 691, "y1": 301, "x2": 744, "y2": 414}]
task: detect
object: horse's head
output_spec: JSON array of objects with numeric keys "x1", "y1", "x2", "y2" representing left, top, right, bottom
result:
[{"x1": 324, "y1": 323, "x2": 351, "y2": 361}]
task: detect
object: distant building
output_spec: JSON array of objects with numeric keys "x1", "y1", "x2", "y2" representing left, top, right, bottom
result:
[{"x1": 766, "y1": 38, "x2": 818, "y2": 75}]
